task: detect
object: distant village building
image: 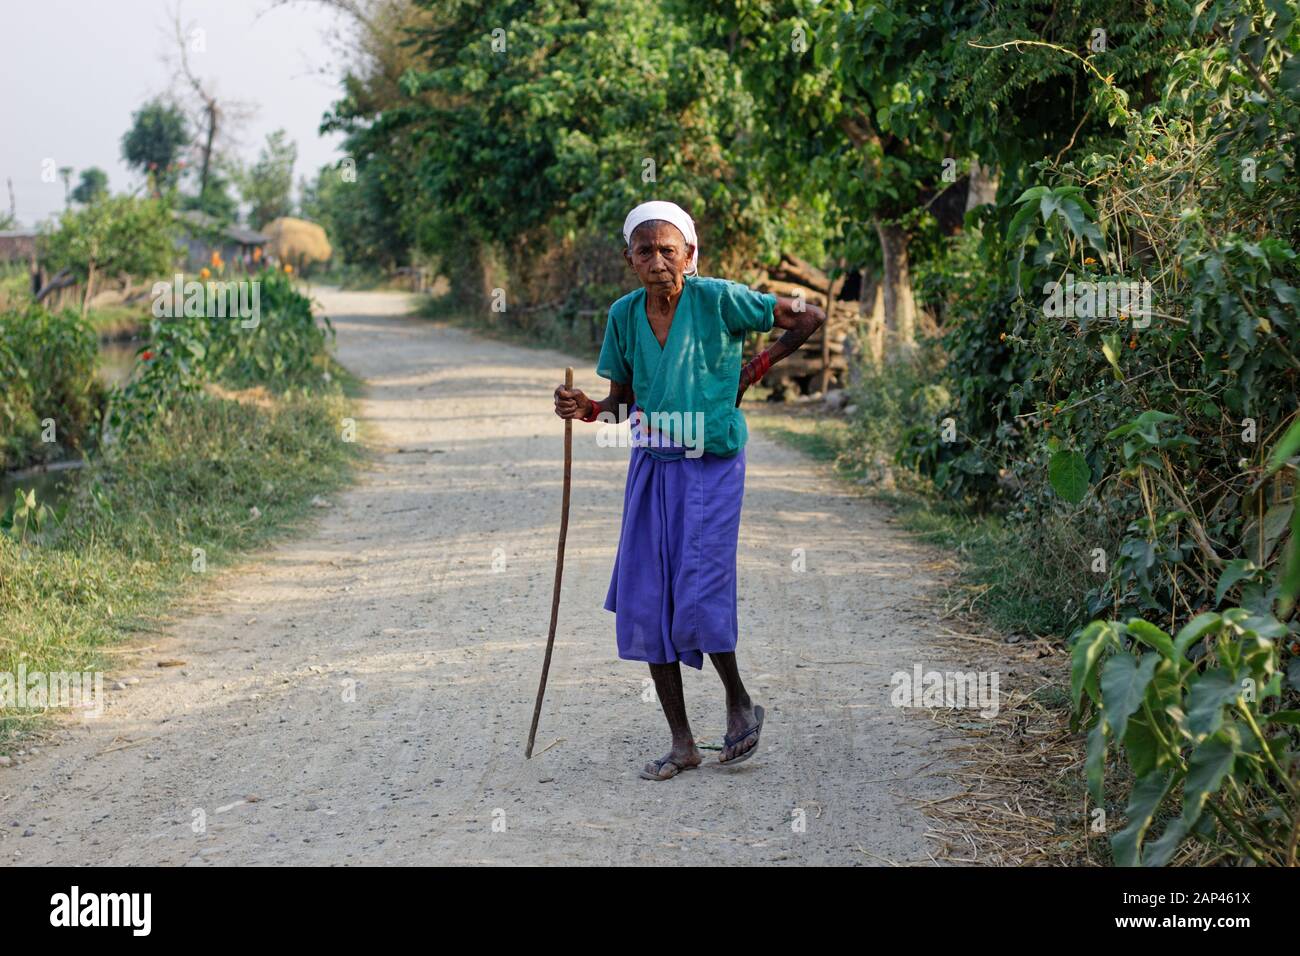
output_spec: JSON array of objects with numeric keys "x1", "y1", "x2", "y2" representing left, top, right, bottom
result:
[
  {"x1": 0, "y1": 230, "x2": 38, "y2": 264},
  {"x1": 174, "y1": 210, "x2": 268, "y2": 270}
]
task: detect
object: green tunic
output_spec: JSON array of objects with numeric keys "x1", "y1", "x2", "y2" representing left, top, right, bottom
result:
[{"x1": 596, "y1": 275, "x2": 777, "y2": 457}]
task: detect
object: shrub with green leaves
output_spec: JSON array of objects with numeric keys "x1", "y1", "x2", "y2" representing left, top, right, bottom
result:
[
  {"x1": 1074, "y1": 606, "x2": 1298, "y2": 866},
  {"x1": 109, "y1": 267, "x2": 333, "y2": 438},
  {"x1": 1074, "y1": 418, "x2": 1300, "y2": 865},
  {"x1": 0, "y1": 303, "x2": 103, "y2": 470},
  {"x1": 39, "y1": 194, "x2": 176, "y2": 316},
  {"x1": 866, "y1": 1, "x2": 1299, "y2": 863}
]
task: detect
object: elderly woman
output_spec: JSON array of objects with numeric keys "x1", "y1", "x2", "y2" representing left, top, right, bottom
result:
[{"x1": 554, "y1": 200, "x2": 825, "y2": 781}]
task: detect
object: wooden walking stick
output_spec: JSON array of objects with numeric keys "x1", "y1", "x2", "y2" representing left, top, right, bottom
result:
[{"x1": 526, "y1": 366, "x2": 574, "y2": 758}]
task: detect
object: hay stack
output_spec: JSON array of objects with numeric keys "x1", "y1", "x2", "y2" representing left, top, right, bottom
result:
[{"x1": 263, "y1": 217, "x2": 332, "y2": 269}]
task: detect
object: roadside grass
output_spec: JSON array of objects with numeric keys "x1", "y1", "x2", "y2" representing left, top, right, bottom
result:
[{"x1": 0, "y1": 373, "x2": 363, "y2": 740}]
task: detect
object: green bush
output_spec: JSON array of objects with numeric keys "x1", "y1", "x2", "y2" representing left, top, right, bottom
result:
[
  {"x1": 39, "y1": 194, "x2": 176, "y2": 315},
  {"x1": 0, "y1": 303, "x2": 104, "y2": 470},
  {"x1": 109, "y1": 267, "x2": 333, "y2": 438}
]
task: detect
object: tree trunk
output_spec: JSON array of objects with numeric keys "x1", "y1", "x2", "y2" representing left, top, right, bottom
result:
[
  {"x1": 821, "y1": 261, "x2": 847, "y2": 395},
  {"x1": 770, "y1": 253, "x2": 828, "y2": 290},
  {"x1": 964, "y1": 159, "x2": 999, "y2": 213},
  {"x1": 200, "y1": 101, "x2": 218, "y2": 197},
  {"x1": 81, "y1": 262, "x2": 97, "y2": 318},
  {"x1": 873, "y1": 219, "x2": 916, "y2": 350},
  {"x1": 854, "y1": 271, "x2": 886, "y2": 373}
]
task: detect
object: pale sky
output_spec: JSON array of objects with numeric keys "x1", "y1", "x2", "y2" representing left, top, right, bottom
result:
[{"x1": 0, "y1": 0, "x2": 355, "y2": 228}]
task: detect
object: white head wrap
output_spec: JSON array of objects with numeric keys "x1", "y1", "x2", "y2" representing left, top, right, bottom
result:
[{"x1": 622, "y1": 200, "x2": 699, "y2": 275}]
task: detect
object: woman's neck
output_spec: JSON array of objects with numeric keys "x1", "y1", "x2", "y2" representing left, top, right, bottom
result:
[{"x1": 646, "y1": 275, "x2": 688, "y2": 315}]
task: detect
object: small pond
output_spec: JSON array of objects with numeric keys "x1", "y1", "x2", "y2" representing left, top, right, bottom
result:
[{"x1": 0, "y1": 338, "x2": 142, "y2": 513}]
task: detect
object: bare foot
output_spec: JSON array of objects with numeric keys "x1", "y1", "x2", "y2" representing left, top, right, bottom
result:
[
  {"x1": 720, "y1": 703, "x2": 764, "y2": 764},
  {"x1": 639, "y1": 742, "x2": 702, "y2": 781}
]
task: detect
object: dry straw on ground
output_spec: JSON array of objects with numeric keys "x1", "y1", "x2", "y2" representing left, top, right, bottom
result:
[{"x1": 905, "y1": 609, "x2": 1096, "y2": 867}]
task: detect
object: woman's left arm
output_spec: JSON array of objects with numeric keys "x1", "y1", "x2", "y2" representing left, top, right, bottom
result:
[{"x1": 736, "y1": 296, "x2": 827, "y2": 405}]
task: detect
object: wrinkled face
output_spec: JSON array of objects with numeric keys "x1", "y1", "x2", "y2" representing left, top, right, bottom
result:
[{"x1": 624, "y1": 220, "x2": 693, "y2": 296}]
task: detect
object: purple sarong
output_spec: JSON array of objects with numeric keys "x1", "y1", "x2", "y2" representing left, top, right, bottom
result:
[{"x1": 604, "y1": 433, "x2": 746, "y2": 670}]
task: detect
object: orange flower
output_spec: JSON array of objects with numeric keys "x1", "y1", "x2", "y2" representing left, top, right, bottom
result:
[
  {"x1": 252, "y1": 246, "x2": 262, "y2": 262},
  {"x1": 1129, "y1": 337, "x2": 1138, "y2": 349},
  {"x1": 1145, "y1": 154, "x2": 1156, "y2": 165},
  {"x1": 1084, "y1": 257, "x2": 1096, "y2": 265},
  {"x1": 199, "y1": 267, "x2": 211, "y2": 280},
  {"x1": 210, "y1": 250, "x2": 224, "y2": 269},
  {"x1": 284, "y1": 263, "x2": 294, "y2": 274},
  {"x1": 999, "y1": 332, "x2": 1006, "y2": 342}
]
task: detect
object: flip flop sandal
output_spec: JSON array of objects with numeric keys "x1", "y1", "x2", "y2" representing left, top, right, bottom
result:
[
  {"x1": 638, "y1": 756, "x2": 697, "y2": 781},
  {"x1": 719, "y1": 705, "x2": 765, "y2": 766}
]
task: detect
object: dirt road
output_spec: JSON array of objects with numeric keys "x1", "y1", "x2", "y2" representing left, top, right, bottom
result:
[{"x1": 3, "y1": 289, "x2": 979, "y2": 865}]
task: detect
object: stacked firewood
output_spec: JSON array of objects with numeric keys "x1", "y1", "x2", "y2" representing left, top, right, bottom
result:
[{"x1": 751, "y1": 254, "x2": 858, "y2": 398}]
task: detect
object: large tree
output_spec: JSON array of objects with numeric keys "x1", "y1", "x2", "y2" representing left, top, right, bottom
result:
[
  {"x1": 121, "y1": 99, "x2": 190, "y2": 192},
  {"x1": 39, "y1": 196, "x2": 177, "y2": 316},
  {"x1": 239, "y1": 130, "x2": 298, "y2": 229},
  {"x1": 686, "y1": 1, "x2": 1002, "y2": 352},
  {"x1": 321, "y1": 0, "x2": 814, "y2": 290},
  {"x1": 183, "y1": 165, "x2": 240, "y2": 223},
  {"x1": 71, "y1": 168, "x2": 109, "y2": 205}
]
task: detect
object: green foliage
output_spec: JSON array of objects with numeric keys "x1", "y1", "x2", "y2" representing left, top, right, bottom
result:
[
  {"x1": 323, "y1": 0, "x2": 800, "y2": 290},
  {"x1": 120, "y1": 98, "x2": 190, "y2": 188},
  {"x1": 1048, "y1": 449, "x2": 1090, "y2": 504},
  {"x1": 39, "y1": 195, "x2": 178, "y2": 290},
  {"x1": 910, "y1": 0, "x2": 1297, "y2": 623},
  {"x1": 300, "y1": 161, "x2": 408, "y2": 272},
  {"x1": 0, "y1": 385, "x2": 359, "y2": 729},
  {"x1": 214, "y1": 268, "x2": 333, "y2": 389},
  {"x1": 0, "y1": 303, "x2": 103, "y2": 470},
  {"x1": 182, "y1": 168, "x2": 240, "y2": 224},
  {"x1": 238, "y1": 129, "x2": 298, "y2": 229},
  {"x1": 71, "y1": 168, "x2": 109, "y2": 205},
  {"x1": 1073, "y1": 605, "x2": 1298, "y2": 865},
  {"x1": 0, "y1": 488, "x2": 57, "y2": 546},
  {"x1": 2, "y1": 264, "x2": 350, "y2": 729},
  {"x1": 1073, "y1": 405, "x2": 1300, "y2": 865},
  {"x1": 693, "y1": 0, "x2": 991, "y2": 258},
  {"x1": 109, "y1": 267, "x2": 333, "y2": 439}
]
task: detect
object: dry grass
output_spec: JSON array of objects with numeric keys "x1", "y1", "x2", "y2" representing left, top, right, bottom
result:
[{"x1": 902, "y1": 612, "x2": 1099, "y2": 866}]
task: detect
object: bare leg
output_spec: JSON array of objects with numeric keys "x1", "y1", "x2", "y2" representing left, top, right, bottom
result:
[
  {"x1": 642, "y1": 662, "x2": 701, "y2": 780},
  {"x1": 709, "y1": 652, "x2": 760, "y2": 761}
]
